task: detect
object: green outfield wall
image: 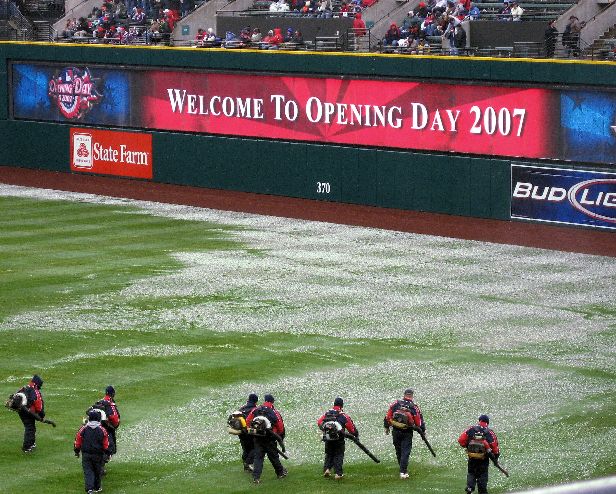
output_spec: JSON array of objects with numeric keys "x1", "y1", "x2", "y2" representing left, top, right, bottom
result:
[{"x1": 1, "y1": 42, "x2": 616, "y2": 228}]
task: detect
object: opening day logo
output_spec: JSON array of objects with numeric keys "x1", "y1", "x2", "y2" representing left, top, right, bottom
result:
[{"x1": 49, "y1": 67, "x2": 102, "y2": 119}]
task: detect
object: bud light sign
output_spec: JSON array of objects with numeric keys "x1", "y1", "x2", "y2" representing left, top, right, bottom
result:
[{"x1": 511, "y1": 165, "x2": 616, "y2": 230}]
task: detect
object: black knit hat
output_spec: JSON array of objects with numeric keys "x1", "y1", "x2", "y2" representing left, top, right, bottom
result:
[
  {"x1": 105, "y1": 385, "x2": 115, "y2": 397},
  {"x1": 32, "y1": 375, "x2": 43, "y2": 388},
  {"x1": 478, "y1": 414, "x2": 490, "y2": 424},
  {"x1": 88, "y1": 410, "x2": 102, "y2": 422},
  {"x1": 264, "y1": 394, "x2": 275, "y2": 403},
  {"x1": 334, "y1": 397, "x2": 344, "y2": 407},
  {"x1": 248, "y1": 393, "x2": 258, "y2": 403}
]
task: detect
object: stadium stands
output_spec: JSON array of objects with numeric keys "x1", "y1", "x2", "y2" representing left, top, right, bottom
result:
[{"x1": 1, "y1": 0, "x2": 616, "y2": 60}]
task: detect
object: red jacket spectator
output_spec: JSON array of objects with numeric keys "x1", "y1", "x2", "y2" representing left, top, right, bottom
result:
[
  {"x1": 353, "y1": 12, "x2": 367, "y2": 36},
  {"x1": 269, "y1": 27, "x2": 284, "y2": 46}
]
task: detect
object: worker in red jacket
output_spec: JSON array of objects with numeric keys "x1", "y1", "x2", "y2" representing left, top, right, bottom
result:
[
  {"x1": 458, "y1": 414, "x2": 501, "y2": 494},
  {"x1": 92, "y1": 385, "x2": 121, "y2": 461},
  {"x1": 317, "y1": 397, "x2": 358, "y2": 479},
  {"x1": 384, "y1": 388, "x2": 425, "y2": 479},
  {"x1": 245, "y1": 394, "x2": 287, "y2": 484},
  {"x1": 14, "y1": 375, "x2": 45, "y2": 453}
]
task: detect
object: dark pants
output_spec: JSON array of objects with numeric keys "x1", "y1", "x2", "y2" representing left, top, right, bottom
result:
[
  {"x1": 466, "y1": 458, "x2": 489, "y2": 494},
  {"x1": 82, "y1": 452, "x2": 105, "y2": 492},
  {"x1": 104, "y1": 425, "x2": 117, "y2": 456},
  {"x1": 392, "y1": 429, "x2": 413, "y2": 473},
  {"x1": 239, "y1": 433, "x2": 255, "y2": 466},
  {"x1": 252, "y1": 437, "x2": 284, "y2": 480},
  {"x1": 18, "y1": 409, "x2": 36, "y2": 451},
  {"x1": 323, "y1": 439, "x2": 345, "y2": 475}
]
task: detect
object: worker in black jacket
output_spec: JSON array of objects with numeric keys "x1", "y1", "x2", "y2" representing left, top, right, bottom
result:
[{"x1": 74, "y1": 410, "x2": 110, "y2": 494}]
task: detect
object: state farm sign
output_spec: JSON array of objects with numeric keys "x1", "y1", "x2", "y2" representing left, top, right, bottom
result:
[{"x1": 70, "y1": 128, "x2": 152, "y2": 179}]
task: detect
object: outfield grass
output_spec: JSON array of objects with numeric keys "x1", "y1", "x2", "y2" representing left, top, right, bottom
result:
[{"x1": 0, "y1": 186, "x2": 615, "y2": 494}]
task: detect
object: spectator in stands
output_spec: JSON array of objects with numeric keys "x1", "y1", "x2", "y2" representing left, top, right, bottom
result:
[
  {"x1": 383, "y1": 22, "x2": 401, "y2": 47},
  {"x1": 113, "y1": 0, "x2": 127, "y2": 18},
  {"x1": 301, "y1": 0, "x2": 315, "y2": 14},
  {"x1": 339, "y1": 1, "x2": 350, "y2": 16},
  {"x1": 544, "y1": 19, "x2": 558, "y2": 57},
  {"x1": 292, "y1": 28, "x2": 304, "y2": 44},
  {"x1": 432, "y1": 0, "x2": 447, "y2": 17},
  {"x1": 195, "y1": 27, "x2": 206, "y2": 44},
  {"x1": 239, "y1": 26, "x2": 252, "y2": 44},
  {"x1": 415, "y1": 1, "x2": 428, "y2": 18},
  {"x1": 206, "y1": 27, "x2": 218, "y2": 41},
  {"x1": 442, "y1": 15, "x2": 460, "y2": 53},
  {"x1": 316, "y1": 0, "x2": 333, "y2": 18},
  {"x1": 126, "y1": 25, "x2": 143, "y2": 42},
  {"x1": 417, "y1": 35, "x2": 430, "y2": 53},
  {"x1": 271, "y1": 0, "x2": 290, "y2": 11},
  {"x1": 251, "y1": 27, "x2": 262, "y2": 43},
  {"x1": 510, "y1": 1, "x2": 523, "y2": 21},
  {"x1": 62, "y1": 18, "x2": 78, "y2": 38},
  {"x1": 467, "y1": 4, "x2": 480, "y2": 20},
  {"x1": 223, "y1": 30, "x2": 241, "y2": 47},
  {"x1": 179, "y1": 0, "x2": 193, "y2": 16},
  {"x1": 263, "y1": 29, "x2": 274, "y2": 43},
  {"x1": 563, "y1": 15, "x2": 581, "y2": 57},
  {"x1": 269, "y1": 26, "x2": 284, "y2": 47},
  {"x1": 498, "y1": 0, "x2": 511, "y2": 21},
  {"x1": 146, "y1": 18, "x2": 161, "y2": 43},
  {"x1": 454, "y1": 0, "x2": 469, "y2": 19},
  {"x1": 353, "y1": 11, "x2": 367, "y2": 36}
]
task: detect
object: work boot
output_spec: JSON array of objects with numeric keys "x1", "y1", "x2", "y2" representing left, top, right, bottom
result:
[
  {"x1": 253, "y1": 478, "x2": 261, "y2": 484},
  {"x1": 323, "y1": 469, "x2": 331, "y2": 477},
  {"x1": 335, "y1": 474, "x2": 344, "y2": 480},
  {"x1": 277, "y1": 469, "x2": 288, "y2": 479}
]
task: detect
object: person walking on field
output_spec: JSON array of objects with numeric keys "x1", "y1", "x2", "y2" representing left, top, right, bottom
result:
[
  {"x1": 384, "y1": 388, "x2": 425, "y2": 479},
  {"x1": 458, "y1": 414, "x2": 501, "y2": 494},
  {"x1": 228, "y1": 393, "x2": 259, "y2": 472},
  {"x1": 74, "y1": 409, "x2": 111, "y2": 494},
  {"x1": 245, "y1": 394, "x2": 287, "y2": 484},
  {"x1": 89, "y1": 385, "x2": 120, "y2": 462},
  {"x1": 317, "y1": 397, "x2": 358, "y2": 480},
  {"x1": 14, "y1": 374, "x2": 45, "y2": 453}
]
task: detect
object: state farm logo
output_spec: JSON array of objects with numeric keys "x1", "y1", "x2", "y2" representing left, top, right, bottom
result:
[
  {"x1": 513, "y1": 179, "x2": 616, "y2": 224},
  {"x1": 49, "y1": 67, "x2": 101, "y2": 119},
  {"x1": 72, "y1": 132, "x2": 93, "y2": 169}
]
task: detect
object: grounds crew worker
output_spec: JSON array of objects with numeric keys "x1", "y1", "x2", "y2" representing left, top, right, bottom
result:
[
  {"x1": 15, "y1": 374, "x2": 45, "y2": 453},
  {"x1": 384, "y1": 388, "x2": 425, "y2": 479},
  {"x1": 236, "y1": 393, "x2": 259, "y2": 471},
  {"x1": 458, "y1": 414, "x2": 501, "y2": 494},
  {"x1": 74, "y1": 409, "x2": 110, "y2": 494},
  {"x1": 245, "y1": 393, "x2": 288, "y2": 484},
  {"x1": 317, "y1": 397, "x2": 358, "y2": 480},
  {"x1": 93, "y1": 385, "x2": 121, "y2": 461}
]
